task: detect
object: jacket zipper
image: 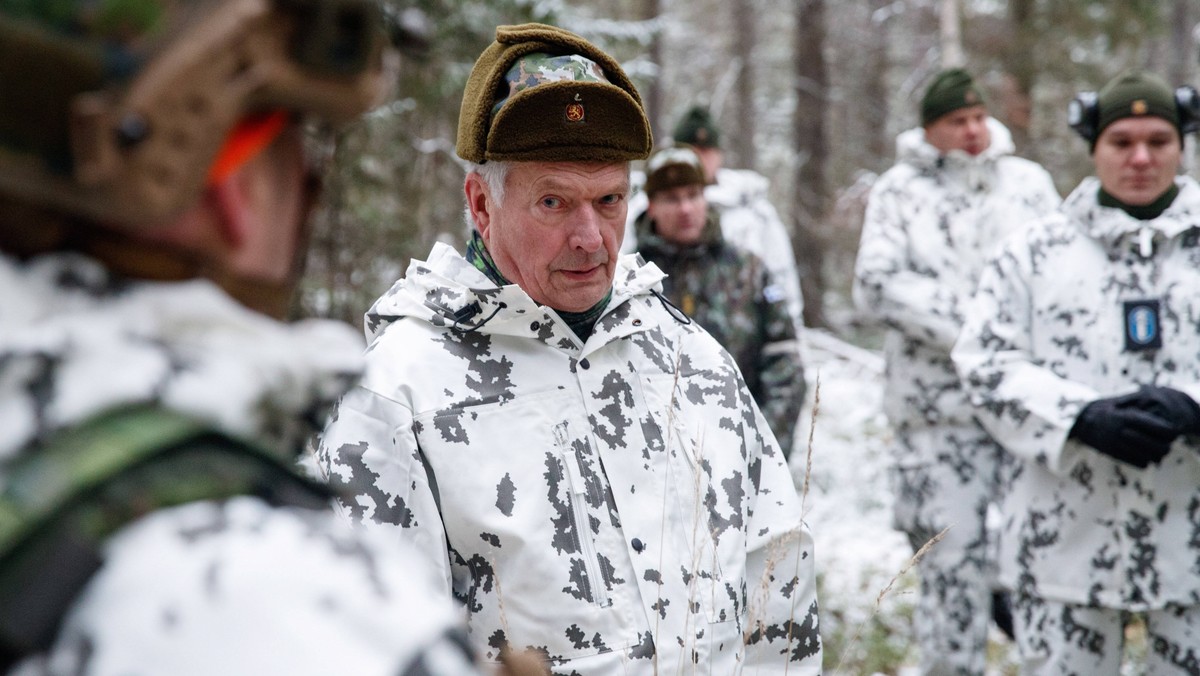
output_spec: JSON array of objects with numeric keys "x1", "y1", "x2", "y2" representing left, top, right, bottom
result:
[{"x1": 554, "y1": 421, "x2": 611, "y2": 608}]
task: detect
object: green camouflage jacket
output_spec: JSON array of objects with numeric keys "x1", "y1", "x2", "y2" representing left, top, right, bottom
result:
[{"x1": 635, "y1": 207, "x2": 806, "y2": 457}]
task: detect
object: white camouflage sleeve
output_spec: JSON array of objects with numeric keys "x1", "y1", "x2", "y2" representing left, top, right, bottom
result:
[
  {"x1": 742, "y1": 403, "x2": 822, "y2": 673},
  {"x1": 854, "y1": 182, "x2": 962, "y2": 350},
  {"x1": 317, "y1": 385, "x2": 453, "y2": 593},
  {"x1": 952, "y1": 238, "x2": 1098, "y2": 474}
]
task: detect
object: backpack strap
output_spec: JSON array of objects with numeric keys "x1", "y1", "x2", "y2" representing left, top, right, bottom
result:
[{"x1": 0, "y1": 405, "x2": 333, "y2": 667}]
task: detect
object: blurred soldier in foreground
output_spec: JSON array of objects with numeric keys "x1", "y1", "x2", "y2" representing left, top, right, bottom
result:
[
  {"x1": 955, "y1": 70, "x2": 1200, "y2": 675},
  {"x1": 0, "y1": 2, "x2": 489, "y2": 674},
  {"x1": 854, "y1": 68, "x2": 1060, "y2": 675},
  {"x1": 631, "y1": 145, "x2": 805, "y2": 458},
  {"x1": 621, "y1": 106, "x2": 806, "y2": 334},
  {"x1": 318, "y1": 23, "x2": 822, "y2": 675}
]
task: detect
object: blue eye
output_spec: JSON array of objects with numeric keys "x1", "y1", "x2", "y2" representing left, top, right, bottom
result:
[{"x1": 542, "y1": 197, "x2": 561, "y2": 208}]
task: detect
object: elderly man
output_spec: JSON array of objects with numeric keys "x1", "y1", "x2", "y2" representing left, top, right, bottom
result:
[
  {"x1": 954, "y1": 70, "x2": 1200, "y2": 674},
  {"x1": 0, "y1": 2, "x2": 490, "y2": 674},
  {"x1": 318, "y1": 23, "x2": 822, "y2": 675},
  {"x1": 853, "y1": 68, "x2": 1060, "y2": 675},
  {"x1": 632, "y1": 146, "x2": 805, "y2": 459}
]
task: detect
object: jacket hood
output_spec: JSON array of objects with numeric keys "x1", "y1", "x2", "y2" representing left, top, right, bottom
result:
[
  {"x1": 895, "y1": 116, "x2": 1015, "y2": 171},
  {"x1": 1062, "y1": 175, "x2": 1200, "y2": 247},
  {"x1": 0, "y1": 253, "x2": 363, "y2": 466},
  {"x1": 365, "y1": 242, "x2": 667, "y2": 342},
  {"x1": 704, "y1": 167, "x2": 771, "y2": 209}
]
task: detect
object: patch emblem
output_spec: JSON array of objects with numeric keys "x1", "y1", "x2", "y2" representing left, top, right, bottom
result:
[
  {"x1": 1132, "y1": 99, "x2": 1148, "y2": 115},
  {"x1": 1124, "y1": 299, "x2": 1162, "y2": 351},
  {"x1": 964, "y1": 90, "x2": 978, "y2": 105},
  {"x1": 566, "y1": 102, "x2": 585, "y2": 123}
]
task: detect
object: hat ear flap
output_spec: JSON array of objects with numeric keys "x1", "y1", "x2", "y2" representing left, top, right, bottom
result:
[
  {"x1": 1176, "y1": 85, "x2": 1200, "y2": 135},
  {"x1": 1067, "y1": 91, "x2": 1099, "y2": 143}
]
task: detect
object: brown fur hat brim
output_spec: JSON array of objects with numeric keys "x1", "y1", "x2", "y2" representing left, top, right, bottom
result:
[{"x1": 456, "y1": 23, "x2": 652, "y2": 163}]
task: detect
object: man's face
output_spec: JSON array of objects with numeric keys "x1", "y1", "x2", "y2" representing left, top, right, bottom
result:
[
  {"x1": 647, "y1": 184, "x2": 707, "y2": 245},
  {"x1": 924, "y1": 104, "x2": 990, "y2": 156},
  {"x1": 471, "y1": 161, "x2": 629, "y2": 312},
  {"x1": 1093, "y1": 116, "x2": 1181, "y2": 206}
]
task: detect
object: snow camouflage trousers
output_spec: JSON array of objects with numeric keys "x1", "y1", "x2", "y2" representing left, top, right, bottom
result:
[
  {"x1": 891, "y1": 424, "x2": 1005, "y2": 676},
  {"x1": 1012, "y1": 595, "x2": 1200, "y2": 675}
]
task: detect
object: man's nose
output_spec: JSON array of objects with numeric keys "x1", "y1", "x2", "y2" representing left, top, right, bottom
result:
[
  {"x1": 569, "y1": 206, "x2": 604, "y2": 251},
  {"x1": 1130, "y1": 142, "x2": 1152, "y2": 165}
]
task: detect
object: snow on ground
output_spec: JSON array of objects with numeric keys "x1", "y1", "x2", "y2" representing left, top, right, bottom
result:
[{"x1": 791, "y1": 330, "x2": 1018, "y2": 675}]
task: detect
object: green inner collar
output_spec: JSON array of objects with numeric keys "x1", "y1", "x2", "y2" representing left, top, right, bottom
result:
[{"x1": 1098, "y1": 183, "x2": 1179, "y2": 220}]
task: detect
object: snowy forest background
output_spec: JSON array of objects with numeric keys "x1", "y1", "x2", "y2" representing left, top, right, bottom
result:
[{"x1": 295, "y1": 0, "x2": 1194, "y2": 672}]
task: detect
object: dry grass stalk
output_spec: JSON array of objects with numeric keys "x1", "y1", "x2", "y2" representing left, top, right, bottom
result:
[
  {"x1": 830, "y1": 527, "x2": 949, "y2": 675},
  {"x1": 800, "y1": 374, "x2": 820, "y2": 518}
]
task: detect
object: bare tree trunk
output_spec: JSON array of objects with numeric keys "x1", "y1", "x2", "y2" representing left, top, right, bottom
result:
[
  {"x1": 1004, "y1": 0, "x2": 1037, "y2": 157},
  {"x1": 1168, "y1": 0, "x2": 1193, "y2": 85},
  {"x1": 939, "y1": 0, "x2": 964, "y2": 67},
  {"x1": 640, "y1": 0, "x2": 665, "y2": 144},
  {"x1": 794, "y1": 0, "x2": 830, "y2": 328},
  {"x1": 865, "y1": 0, "x2": 892, "y2": 168},
  {"x1": 731, "y1": 0, "x2": 757, "y2": 168}
]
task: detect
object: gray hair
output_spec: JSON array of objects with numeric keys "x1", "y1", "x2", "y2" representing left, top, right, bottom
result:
[{"x1": 463, "y1": 161, "x2": 511, "y2": 231}]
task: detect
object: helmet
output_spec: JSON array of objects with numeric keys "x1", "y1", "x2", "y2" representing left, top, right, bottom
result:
[{"x1": 0, "y1": 0, "x2": 398, "y2": 229}]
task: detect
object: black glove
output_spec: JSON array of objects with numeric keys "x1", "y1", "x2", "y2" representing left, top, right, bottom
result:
[
  {"x1": 1069, "y1": 392, "x2": 1178, "y2": 468},
  {"x1": 1126, "y1": 385, "x2": 1200, "y2": 436}
]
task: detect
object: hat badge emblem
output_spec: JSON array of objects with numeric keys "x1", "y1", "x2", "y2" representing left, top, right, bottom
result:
[
  {"x1": 566, "y1": 93, "x2": 585, "y2": 122},
  {"x1": 964, "y1": 90, "x2": 978, "y2": 104},
  {"x1": 1132, "y1": 99, "x2": 1148, "y2": 115}
]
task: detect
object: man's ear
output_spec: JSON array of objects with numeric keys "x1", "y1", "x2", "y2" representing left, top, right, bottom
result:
[
  {"x1": 464, "y1": 172, "x2": 493, "y2": 239},
  {"x1": 208, "y1": 171, "x2": 254, "y2": 249}
]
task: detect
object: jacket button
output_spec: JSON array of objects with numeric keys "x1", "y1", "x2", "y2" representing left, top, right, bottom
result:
[
  {"x1": 631, "y1": 538, "x2": 644, "y2": 552},
  {"x1": 580, "y1": 358, "x2": 590, "y2": 370}
]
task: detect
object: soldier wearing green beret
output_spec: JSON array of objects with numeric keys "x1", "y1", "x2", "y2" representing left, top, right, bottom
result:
[
  {"x1": 955, "y1": 69, "x2": 1200, "y2": 675},
  {"x1": 855, "y1": 67, "x2": 1061, "y2": 676},
  {"x1": 319, "y1": 23, "x2": 823, "y2": 676}
]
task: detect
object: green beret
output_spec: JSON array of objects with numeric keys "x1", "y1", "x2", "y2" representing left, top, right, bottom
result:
[
  {"x1": 671, "y1": 106, "x2": 720, "y2": 148},
  {"x1": 1096, "y1": 70, "x2": 1179, "y2": 140},
  {"x1": 644, "y1": 146, "x2": 706, "y2": 196},
  {"x1": 455, "y1": 23, "x2": 652, "y2": 163},
  {"x1": 921, "y1": 68, "x2": 986, "y2": 125}
]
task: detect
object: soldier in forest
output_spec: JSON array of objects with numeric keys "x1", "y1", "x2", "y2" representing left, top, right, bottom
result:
[
  {"x1": 630, "y1": 145, "x2": 805, "y2": 458},
  {"x1": 621, "y1": 106, "x2": 806, "y2": 334},
  {"x1": 954, "y1": 69, "x2": 1200, "y2": 674},
  {"x1": 0, "y1": 2, "x2": 496, "y2": 673},
  {"x1": 317, "y1": 22, "x2": 822, "y2": 675},
  {"x1": 853, "y1": 68, "x2": 1060, "y2": 675}
]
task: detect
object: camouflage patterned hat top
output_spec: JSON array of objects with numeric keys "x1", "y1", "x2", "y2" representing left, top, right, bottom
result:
[
  {"x1": 644, "y1": 145, "x2": 705, "y2": 196},
  {"x1": 920, "y1": 68, "x2": 986, "y2": 125},
  {"x1": 456, "y1": 23, "x2": 652, "y2": 163}
]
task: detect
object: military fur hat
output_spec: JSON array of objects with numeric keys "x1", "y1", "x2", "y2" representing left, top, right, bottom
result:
[
  {"x1": 644, "y1": 146, "x2": 705, "y2": 196},
  {"x1": 672, "y1": 106, "x2": 721, "y2": 149},
  {"x1": 1097, "y1": 70, "x2": 1179, "y2": 139},
  {"x1": 921, "y1": 68, "x2": 986, "y2": 125},
  {"x1": 456, "y1": 23, "x2": 651, "y2": 163}
]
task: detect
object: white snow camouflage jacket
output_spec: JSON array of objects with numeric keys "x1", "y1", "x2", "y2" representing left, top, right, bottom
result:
[
  {"x1": 854, "y1": 119, "x2": 1060, "y2": 454},
  {"x1": 318, "y1": 242, "x2": 822, "y2": 675},
  {"x1": 0, "y1": 252, "x2": 479, "y2": 676},
  {"x1": 953, "y1": 175, "x2": 1200, "y2": 610}
]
